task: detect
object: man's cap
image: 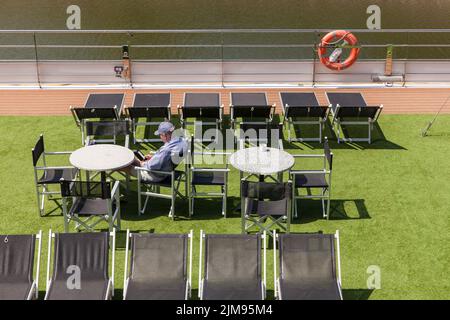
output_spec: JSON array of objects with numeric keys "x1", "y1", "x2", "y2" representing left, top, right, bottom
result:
[{"x1": 154, "y1": 121, "x2": 175, "y2": 135}]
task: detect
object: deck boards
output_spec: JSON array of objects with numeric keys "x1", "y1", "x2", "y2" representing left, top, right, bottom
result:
[{"x1": 0, "y1": 87, "x2": 449, "y2": 116}]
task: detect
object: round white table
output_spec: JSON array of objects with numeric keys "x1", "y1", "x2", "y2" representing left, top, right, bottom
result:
[
  {"x1": 229, "y1": 146, "x2": 294, "y2": 180},
  {"x1": 70, "y1": 144, "x2": 135, "y2": 181}
]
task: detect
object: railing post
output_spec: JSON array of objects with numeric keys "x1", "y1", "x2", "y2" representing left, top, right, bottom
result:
[{"x1": 32, "y1": 32, "x2": 42, "y2": 89}]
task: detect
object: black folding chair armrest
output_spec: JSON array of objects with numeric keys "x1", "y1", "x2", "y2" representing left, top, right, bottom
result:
[
  {"x1": 44, "y1": 151, "x2": 73, "y2": 155},
  {"x1": 135, "y1": 167, "x2": 173, "y2": 176},
  {"x1": 290, "y1": 169, "x2": 329, "y2": 174}
]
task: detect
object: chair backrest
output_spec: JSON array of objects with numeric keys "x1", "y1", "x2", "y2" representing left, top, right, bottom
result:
[
  {"x1": 51, "y1": 232, "x2": 109, "y2": 282},
  {"x1": 32, "y1": 134, "x2": 45, "y2": 166},
  {"x1": 242, "y1": 180, "x2": 292, "y2": 201},
  {"x1": 278, "y1": 233, "x2": 337, "y2": 283},
  {"x1": 336, "y1": 106, "x2": 380, "y2": 119},
  {"x1": 129, "y1": 233, "x2": 188, "y2": 282},
  {"x1": 204, "y1": 234, "x2": 261, "y2": 283},
  {"x1": 280, "y1": 92, "x2": 319, "y2": 108},
  {"x1": 73, "y1": 107, "x2": 119, "y2": 121},
  {"x1": 84, "y1": 93, "x2": 124, "y2": 109},
  {"x1": 240, "y1": 123, "x2": 282, "y2": 147},
  {"x1": 85, "y1": 120, "x2": 130, "y2": 137},
  {"x1": 324, "y1": 138, "x2": 333, "y2": 170},
  {"x1": 0, "y1": 234, "x2": 35, "y2": 282},
  {"x1": 60, "y1": 180, "x2": 112, "y2": 199}
]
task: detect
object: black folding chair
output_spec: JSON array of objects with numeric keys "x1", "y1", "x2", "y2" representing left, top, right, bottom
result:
[
  {"x1": 123, "y1": 230, "x2": 193, "y2": 300},
  {"x1": 0, "y1": 231, "x2": 42, "y2": 300},
  {"x1": 84, "y1": 120, "x2": 131, "y2": 147},
  {"x1": 70, "y1": 93, "x2": 124, "y2": 144},
  {"x1": 199, "y1": 232, "x2": 266, "y2": 300},
  {"x1": 60, "y1": 180, "x2": 121, "y2": 232},
  {"x1": 45, "y1": 231, "x2": 115, "y2": 300},
  {"x1": 230, "y1": 93, "x2": 275, "y2": 148},
  {"x1": 280, "y1": 92, "x2": 330, "y2": 142},
  {"x1": 136, "y1": 147, "x2": 187, "y2": 219},
  {"x1": 125, "y1": 93, "x2": 171, "y2": 144},
  {"x1": 274, "y1": 230, "x2": 343, "y2": 300},
  {"x1": 326, "y1": 92, "x2": 383, "y2": 144},
  {"x1": 178, "y1": 93, "x2": 223, "y2": 142},
  {"x1": 32, "y1": 134, "x2": 79, "y2": 217},
  {"x1": 188, "y1": 136, "x2": 230, "y2": 217},
  {"x1": 290, "y1": 137, "x2": 333, "y2": 219},
  {"x1": 241, "y1": 180, "x2": 292, "y2": 237}
]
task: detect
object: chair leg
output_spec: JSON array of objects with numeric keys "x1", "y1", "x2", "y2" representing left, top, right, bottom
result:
[
  {"x1": 223, "y1": 184, "x2": 227, "y2": 218},
  {"x1": 137, "y1": 182, "x2": 142, "y2": 215},
  {"x1": 326, "y1": 189, "x2": 331, "y2": 220}
]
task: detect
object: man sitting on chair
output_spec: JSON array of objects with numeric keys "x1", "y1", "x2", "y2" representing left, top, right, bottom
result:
[{"x1": 123, "y1": 121, "x2": 187, "y2": 182}]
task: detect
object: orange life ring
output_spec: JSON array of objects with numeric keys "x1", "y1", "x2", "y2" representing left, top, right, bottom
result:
[{"x1": 318, "y1": 30, "x2": 360, "y2": 71}]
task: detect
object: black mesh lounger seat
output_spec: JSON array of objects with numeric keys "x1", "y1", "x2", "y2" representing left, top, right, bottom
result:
[
  {"x1": 126, "y1": 93, "x2": 171, "y2": 144},
  {"x1": 290, "y1": 137, "x2": 333, "y2": 219},
  {"x1": 241, "y1": 180, "x2": 292, "y2": 237},
  {"x1": 123, "y1": 231, "x2": 193, "y2": 300},
  {"x1": 45, "y1": 231, "x2": 115, "y2": 300},
  {"x1": 199, "y1": 232, "x2": 266, "y2": 300},
  {"x1": 60, "y1": 180, "x2": 121, "y2": 232},
  {"x1": 280, "y1": 92, "x2": 330, "y2": 142},
  {"x1": 32, "y1": 134, "x2": 79, "y2": 217},
  {"x1": 326, "y1": 92, "x2": 383, "y2": 144},
  {"x1": 0, "y1": 232, "x2": 42, "y2": 300},
  {"x1": 274, "y1": 231, "x2": 342, "y2": 300},
  {"x1": 188, "y1": 136, "x2": 230, "y2": 217},
  {"x1": 70, "y1": 93, "x2": 125, "y2": 144},
  {"x1": 178, "y1": 93, "x2": 222, "y2": 143},
  {"x1": 230, "y1": 93, "x2": 275, "y2": 147}
]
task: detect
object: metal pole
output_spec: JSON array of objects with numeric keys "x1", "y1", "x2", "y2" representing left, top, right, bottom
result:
[{"x1": 32, "y1": 33, "x2": 42, "y2": 89}]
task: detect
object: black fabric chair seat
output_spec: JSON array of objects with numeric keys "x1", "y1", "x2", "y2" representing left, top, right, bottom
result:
[
  {"x1": 38, "y1": 168, "x2": 78, "y2": 184},
  {"x1": 246, "y1": 199, "x2": 288, "y2": 216},
  {"x1": 203, "y1": 280, "x2": 262, "y2": 300},
  {"x1": 125, "y1": 279, "x2": 187, "y2": 300},
  {"x1": 294, "y1": 173, "x2": 328, "y2": 188},
  {"x1": 192, "y1": 171, "x2": 225, "y2": 186},
  {"x1": 46, "y1": 279, "x2": 109, "y2": 300},
  {"x1": 142, "y1": 170, "x2": 184, "y2": 187},
  {"x1": 71, "y1": 198, "x2": 113, "y2": 216},
  {"x1": 0, "y1": 280, "x2": 33, "y2": 300},
  {"x1": 279, "y1": 279, "x2": 341, "y2": 300}
]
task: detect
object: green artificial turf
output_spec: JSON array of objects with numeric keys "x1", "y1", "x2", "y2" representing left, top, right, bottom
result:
[{"x1": 1, "y1": 114, "x2": 450, "y2": 300}]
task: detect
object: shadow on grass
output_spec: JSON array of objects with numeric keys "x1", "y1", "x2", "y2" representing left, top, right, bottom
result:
[
  {"x1": 342, "y1": 289, "x2": 374, "y2": 300},
  {"x1": 293, "y1": 199, "x2": 370, "y2": 224},
  {"x1": 285, "y1": 121, "x2": 406, "y2": 150}
]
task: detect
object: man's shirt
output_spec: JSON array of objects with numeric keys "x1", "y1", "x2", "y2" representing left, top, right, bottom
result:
[{"x1": 143, "y1": 136, "x2": 187, "y2": 180}]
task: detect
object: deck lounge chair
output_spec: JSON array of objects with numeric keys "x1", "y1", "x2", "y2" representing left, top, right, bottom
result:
[
  {"x1": 45, "y1": 230, "x2": 115, "y2": 300},
  {"x1": 199, "y1": 231, "x2": 266, "y2": 300},
  {"x1": 0, "y1": 231, "x2": 42, "y2": 300},
  {"x1": 274, "y1": 230, "x2": 342, "y2": 300},
  {"x1": 178, "y1": 93, "x2": 223, "y2": 142},
  {"x1": 125, "y1": 93, "x2": 171, "y2": 144},
  {"x1": 280, "y1": 92, "x2": 330, "y2": 142},
  {"x1": 230, "y1": 93, "x2": 275, "y2": 148},
  {"x1": 70, "y1": 93, "x2": 125, "y2": 144},
  {"x1": 123, "y1": 230, "x2": 193, "y2": 300},
  {"x1": 326, "y1": 92, "x2": 383, "y2": 144}
]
